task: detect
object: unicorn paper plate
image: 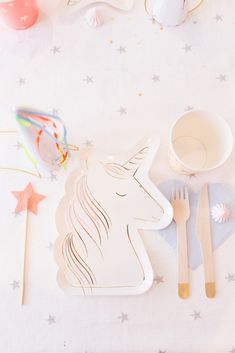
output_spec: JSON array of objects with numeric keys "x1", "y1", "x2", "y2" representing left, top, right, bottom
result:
[{"x1": 54, "y1": 137, "x2": 173, "y2": 295}]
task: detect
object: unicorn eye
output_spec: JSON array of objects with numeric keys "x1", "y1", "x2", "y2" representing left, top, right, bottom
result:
[{"x1": 116, "y1": 192, "x2": 127, "y2": 197}]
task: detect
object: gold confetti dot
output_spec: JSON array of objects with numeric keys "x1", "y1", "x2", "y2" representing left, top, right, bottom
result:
[
  {"x1": 109, "y1": 40, "x2": 113, "y2": 44},
  {"x1": 138, "y1": 92, "x2": 143, "y2": 97}
]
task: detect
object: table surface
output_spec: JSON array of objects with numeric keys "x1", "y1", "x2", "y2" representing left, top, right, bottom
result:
[{"x1": 1, "y1": 0, "x2": 235, "y2": 352}]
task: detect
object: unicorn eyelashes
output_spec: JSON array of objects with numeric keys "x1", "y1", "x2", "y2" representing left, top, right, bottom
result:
[
  {"x1": 116, "y1": 192, "x2": 127, "y2": 197},
  {"x1": 54, "y1": 137, "x2": 173, "y2": 295}
]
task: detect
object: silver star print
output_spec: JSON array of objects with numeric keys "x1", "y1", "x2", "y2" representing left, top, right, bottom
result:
[
  {"x1": 14, "y1": 141, "x2": 22, "y2": 150},
  {"x1": 84, "y1": 76, "x2": 93, "y2": 84},
  {"x1": 216, "y1": 74, "x2": 226, "y2": 82},
  {"x1": 49, "y1": 172, "x2": 58, "y2": 182},
  {"x1": 225, "y1": 273, "x2": 235, "y2": 282},
  {"x1": 184, "y1": 105, "x2": 194, "y2": 111},
  {"x1": 52, "y1": 108, "x2": 59, "y2": 115},
  {"x1": 12, "y1": 211, "x2": 22, "y2": 218},
  {"x1": 46, "y1": 242, "x2": 54, "y2": 251},
  {"x1": 118, "y1": 312, "x2": 129, "y2": 323},
  {"x1": 51, "y1": 46, "x2": 60, "y2": 54},
  {"x1": 117, "y1": 46, "x2": 126, "y2": 54},
  {"x1": 152, "y1": 75, "x2": 160, "y2": 82},
  {"x1": 17, "y1": 78, "x2": 26, "y2": 86},
  {"x1": 191, "y1": 311, "x2": 201, "y2": 320},
  {"x1": 47, "y1": 315, "x2": 56, "y2": 325},
  {"x1": 118, "y1": 107, "x2": 127, "y2": 115},
  {"x1": 183, "y1": 44, "x2": 192, "y2": 52},
  {"x1": 84, "y1": 139, "x2": 93, "y2": 148},
  {"x1": 154, "y1": 275, "x2": 164, "y2": 284},
  {"x1": 10, "y1": 280, "x2": 20, "y2": 289},
  {"x1": 214, "y1": 14, "x2": 222, "y2": 22}
]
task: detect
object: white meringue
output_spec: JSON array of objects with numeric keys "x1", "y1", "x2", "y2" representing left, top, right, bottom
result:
[
  {"x1": 85, "y1": 7, "x2": 103, "y2": 28},
  {"x1": 211, "y1": 203, "x2": 230, "y2": 224}
]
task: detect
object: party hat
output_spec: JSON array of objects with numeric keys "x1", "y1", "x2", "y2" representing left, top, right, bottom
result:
[{"x1": 15, "y1": 108, "x2": 70, "y2": 171}]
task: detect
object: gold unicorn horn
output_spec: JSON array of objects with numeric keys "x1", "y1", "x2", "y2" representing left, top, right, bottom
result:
[{"x1": 122, "y1": 146, "x2": 149, "y2": 175}]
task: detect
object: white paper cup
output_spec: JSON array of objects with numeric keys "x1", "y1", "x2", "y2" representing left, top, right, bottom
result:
[{"x1": 169, "y1": 110, "x2": 234, "y2": 175}]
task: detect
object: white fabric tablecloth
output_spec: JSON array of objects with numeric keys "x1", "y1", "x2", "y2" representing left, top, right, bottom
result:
[{"x1": 0, "y1": 0, "x2": 235, "y2": 352}]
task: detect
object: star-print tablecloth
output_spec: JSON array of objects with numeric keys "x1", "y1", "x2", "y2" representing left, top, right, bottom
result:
[{"x1": 1, "y1": 0, "x2": 235, "y2": 352}]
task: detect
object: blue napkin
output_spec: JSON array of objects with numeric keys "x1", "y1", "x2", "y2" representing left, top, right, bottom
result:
[{"x1": 158, "y1": 180, "x2": 235, "y2": 269}]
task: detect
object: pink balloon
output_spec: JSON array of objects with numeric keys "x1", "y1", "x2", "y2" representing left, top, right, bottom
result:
[{"x1": 0, "y1": 0, "x2": 39, "y2": 30}]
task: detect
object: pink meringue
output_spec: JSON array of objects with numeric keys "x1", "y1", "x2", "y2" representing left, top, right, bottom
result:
[{"x1": 85, "y1": 7, "x2": 103, "y2": 28}]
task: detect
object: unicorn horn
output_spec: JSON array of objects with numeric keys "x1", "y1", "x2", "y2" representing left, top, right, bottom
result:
[{"x1": 123, "y1": 146, "x2": 149, "y2": 175}]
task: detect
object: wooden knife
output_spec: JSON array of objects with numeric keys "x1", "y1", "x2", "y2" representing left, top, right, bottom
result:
[{"x1": 196, "y1": 183, "x2": 215, "y2": 298}]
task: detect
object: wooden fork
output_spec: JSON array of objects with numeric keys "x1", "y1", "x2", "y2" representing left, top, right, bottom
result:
[{"x1": 171, "y1": 187, "x2": 190, "y2": 299}]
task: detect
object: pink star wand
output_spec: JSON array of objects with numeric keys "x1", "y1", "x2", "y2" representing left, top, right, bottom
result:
[{"x1": 12, "y1": 182, "x2": 46, "y2": 305}]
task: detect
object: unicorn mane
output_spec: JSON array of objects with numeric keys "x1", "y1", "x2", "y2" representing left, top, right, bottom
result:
[{"x1": 62, "y1": 175, "x2": 111, "y2": 291}]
